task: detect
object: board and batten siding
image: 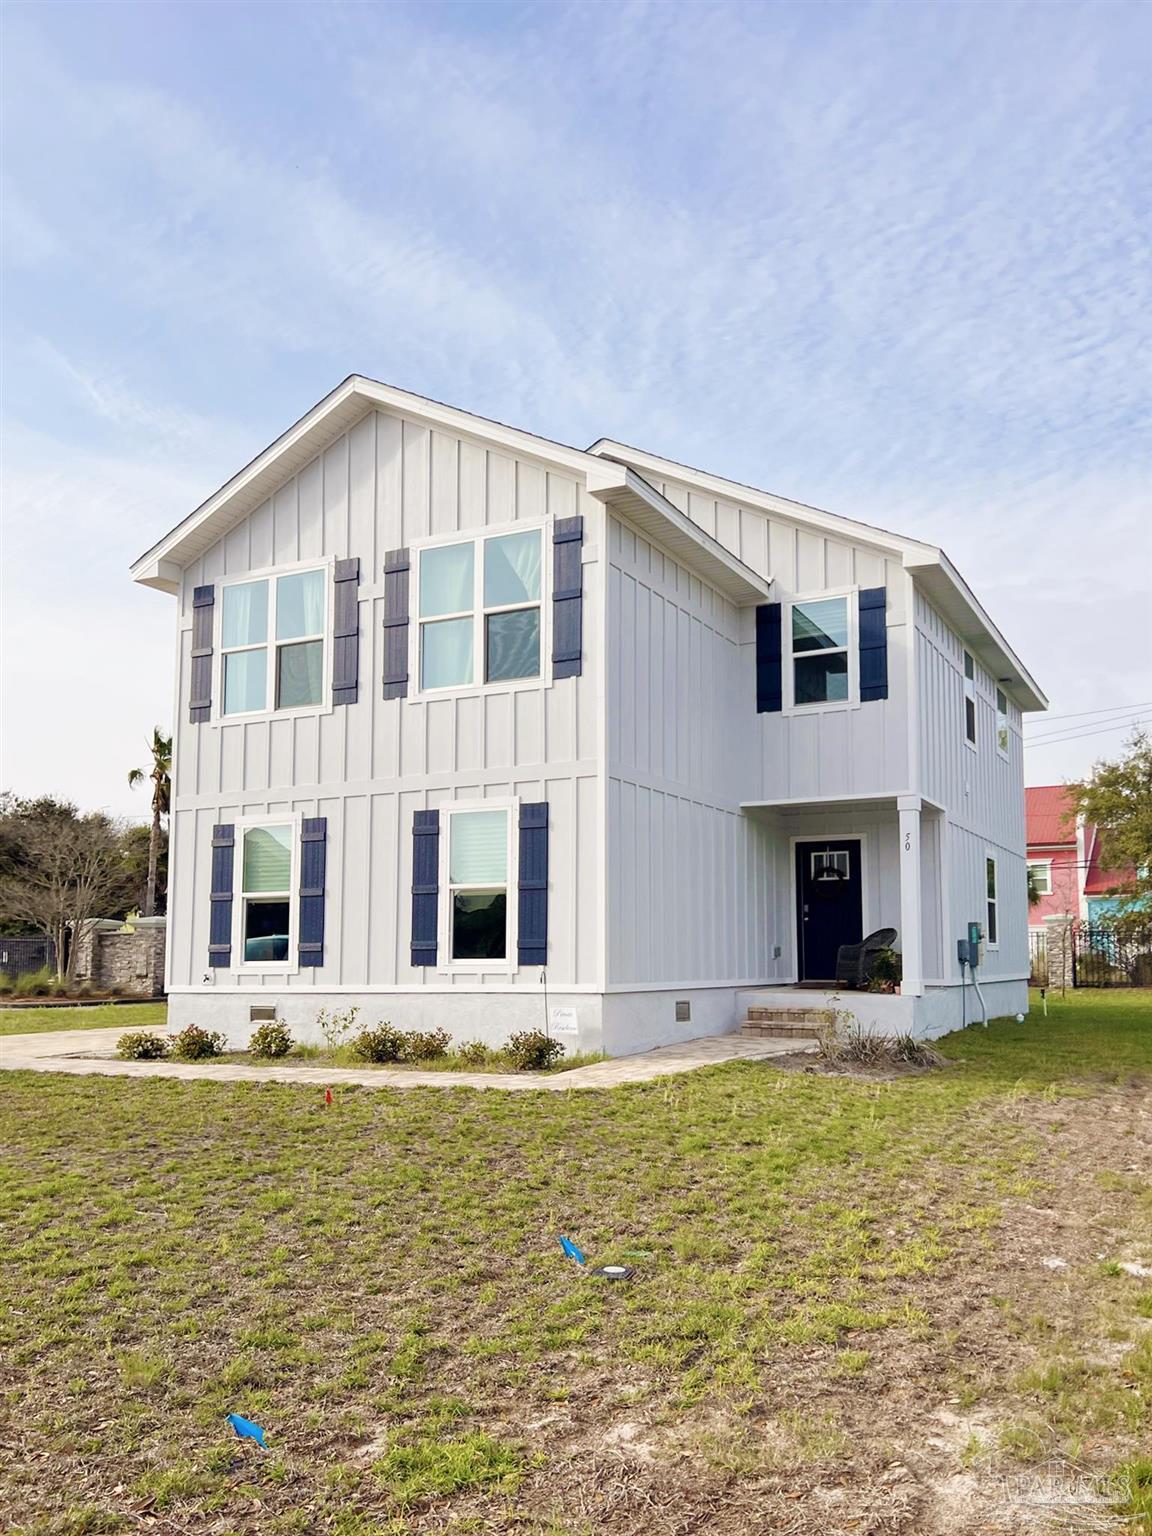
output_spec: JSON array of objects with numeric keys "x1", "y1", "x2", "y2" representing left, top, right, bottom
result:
[
  {"x1": 914, "y1": 590, "x2": 1028, "y2": 981},
  {"x1": 605, "y1": 512, "x2": 780, "y2": 987},
  {"x1": 167, "y1": 408, "x2": 601, "y2": 993},
  {"x1": 645, "y1": 470, "x2": 910, "y2": 801}
]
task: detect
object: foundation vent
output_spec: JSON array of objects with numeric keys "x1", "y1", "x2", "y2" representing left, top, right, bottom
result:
[
  {"x1": 675, "y1": 999, "x2": 691, "y2": 1023},
  {"x1": 249, "y1": 1005, "x2": 278, "y2": 1023}
]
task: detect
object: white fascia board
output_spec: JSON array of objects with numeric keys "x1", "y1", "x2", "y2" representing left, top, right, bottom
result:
[
  {"x1": 131, "y1": 375, "x2": 607, "y2": 592},
  {"x1": 904, "y1": 549, "x2": 1047, "y2": 712},
  {"x1": 586, "y1": 462, "x2": 771, "y2": 604},
  {"x1": 586, "y1": 438, "x2": 936, "y2": 562}
]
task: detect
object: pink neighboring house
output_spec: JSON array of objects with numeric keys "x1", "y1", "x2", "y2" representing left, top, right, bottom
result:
[{"x1": 1026, "y1": 785, "x2": 1134, "y2": 925}]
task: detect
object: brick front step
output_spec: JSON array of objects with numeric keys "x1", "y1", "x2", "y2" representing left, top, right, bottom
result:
[
  {"x1": 745, "y1": 1006, "x2": 835, "y2": 1025},
  {"x1": 740, "y1": 1020, "x2": 824, "y2": 1040}
]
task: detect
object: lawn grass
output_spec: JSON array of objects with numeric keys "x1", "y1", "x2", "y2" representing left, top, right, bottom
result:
[
  {"x1": 0, "y1": 989, "x2": 1149, "y2": 1534},
  {"x1": 0, "y1": 1001, "x2": 168, "y2": 1036}
]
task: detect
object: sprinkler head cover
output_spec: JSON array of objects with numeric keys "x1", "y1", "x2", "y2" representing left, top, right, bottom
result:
[{"x1": 590, "y1": 1264, "x2": 634, "y2": 1281}]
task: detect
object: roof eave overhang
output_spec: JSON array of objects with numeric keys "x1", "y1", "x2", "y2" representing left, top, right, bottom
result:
[
  {"x1": 130, "y1": 375, "x2": 606, "y2": 593},
  {"x1": 904, "y1": 551, "x2": 1047, "y2": 712},
  {"x1": 584, "y1": 462, "x2": 771, "y2": 604}
]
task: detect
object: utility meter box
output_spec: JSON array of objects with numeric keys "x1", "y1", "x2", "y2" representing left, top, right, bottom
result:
[{"x1": 957, "y1": 923, "x2": 985, "y2": 969}]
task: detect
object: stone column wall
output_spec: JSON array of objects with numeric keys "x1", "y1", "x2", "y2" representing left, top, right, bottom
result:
[
  {"x1": 72, "y1": 921, "x2": 166, "y2": 997},
  {"x1": 1042, "y1": 915, "x2": 1075, "y2": 991}
]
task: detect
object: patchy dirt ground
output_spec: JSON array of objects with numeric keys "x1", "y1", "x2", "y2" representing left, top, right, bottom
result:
[{"x1": 1, "y1": 996, "x2": 1150, "y2": 1535}]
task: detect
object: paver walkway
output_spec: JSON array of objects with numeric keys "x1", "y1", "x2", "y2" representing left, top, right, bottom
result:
[{"x1": 0, "y1": 1028, "x2": 809, "y2": 1092}]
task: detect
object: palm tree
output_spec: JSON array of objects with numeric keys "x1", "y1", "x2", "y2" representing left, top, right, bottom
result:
[{"x1": 128, "y1": 728, "x2": 172, "y2": 917}]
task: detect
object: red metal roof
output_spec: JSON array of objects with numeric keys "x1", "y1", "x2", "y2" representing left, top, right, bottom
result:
[{"x1": 1026, "y1": 785, "x2": 1078, "y2": 847}]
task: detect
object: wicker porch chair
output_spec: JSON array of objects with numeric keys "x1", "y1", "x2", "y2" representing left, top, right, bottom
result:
[{"x1": 835, "y1": 927, "x2": 898, "y2": 989}]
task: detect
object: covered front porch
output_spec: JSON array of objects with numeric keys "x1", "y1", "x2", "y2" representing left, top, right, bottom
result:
[{"x1": 740, "y1": 791, "x2": 947, "y2": 1019}]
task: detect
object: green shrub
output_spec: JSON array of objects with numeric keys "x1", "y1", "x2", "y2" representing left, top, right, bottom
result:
[
  {"x1": 401, "y1": 1028, "x2": 451, "y2": 1061},
  {"x1": 350, "y1": 1022, "x2": 408, "y2": 1063},
  {"x1": 0, "y1": 972, "x2": 13, "y2": 995},
  {"x1": 316, "y1": 1005, "x2": 360, "y2": 1051},
  {"x1": 116, "y1": 1031, "x2": 171, "y2": 1061},
  {"x1": 248, "y1": 1018, "x2": 293, "y2": 1059},
  {"x1": 456, "y1": 1040, "x2": 494, "y2": 1067},
  {"x1": 12, "y1": 965, "x2": 54, "y2": 997},
  {"x1": 505, "y1": 1030, "x2": 565, "y2": 1071},
  {"x1": 169, "y1": 1024, "x2": 227, "y2": 1060}
]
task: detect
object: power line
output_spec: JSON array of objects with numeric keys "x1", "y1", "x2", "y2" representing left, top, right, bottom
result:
[
  {"x1": 1025, "y1": 714, "x2": 1151, "y2": 749},
  {"x1": 1025, "y1": 701, "x2": 1152, "y2": 728}
]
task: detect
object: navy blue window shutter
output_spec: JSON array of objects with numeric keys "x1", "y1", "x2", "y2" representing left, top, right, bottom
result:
[
  {"x1": 552, "y1": 517, "x2": 583, "y2": 679},
  {"x1": 298, "y1": 818, "x2": 327, "y2": 967},
  {"x1": 517, "y1": 802, "x2": 549, "y2": 967},
  {"x1": 383, "y1": 549, "x2": 410, "y2": 699},
  {"x1": 411, "y1": 810, "x2": 439, "y2": 967},
  {"x1": 208, "y1": 823, "x2": 234, "y2": 967},
  {"x1": 858, "y1": 587, "x2": 889, "y2": 701},
  {"x1": 190, "y1": 585, "x2": 215, "y2": 723},
  {"x1": 332, "y1": 560, "x2": 360, "y2": 706},
  {"x1": 755, "y1": 603, "x2": 783, "y2": 713}
]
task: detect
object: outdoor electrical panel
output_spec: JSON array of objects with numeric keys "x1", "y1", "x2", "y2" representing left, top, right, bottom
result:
[{"x1": 957, "y1": 923, "x2": 985, "y2": 970}]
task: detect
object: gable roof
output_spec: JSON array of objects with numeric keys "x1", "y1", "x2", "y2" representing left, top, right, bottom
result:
[
  {"x1": 1026, "y1": 785, "x2": 1078, "y2": 846},
  {"x1": 131, "y1": 373, "x2": 1045, "y2": 706}
]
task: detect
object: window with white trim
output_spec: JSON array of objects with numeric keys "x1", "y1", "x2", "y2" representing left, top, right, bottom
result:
[
  {"x1": 239, "y1": 823, "x2": 294, "y2": 964},
  {"x1": 996, "y1": 687, "x2": 1010, "y2": 756},
  {"x1": 1027, "y1": 860, "x2": 1052, "y2": 896},
  {"x1": 789, "y1": 594, "x2": 852, "y2": 706},
  {"x1": 221, "y1": 568, "x2": 326, "y2": 716},
  {"x1": 418, "y1": 529, "x2": 543, "y2": 692},
  {"x1": 963, "y1": 652, "x2": 978, "y2": 746},
  {"x1": 985, "y1": 854, "x2": 999, "y2": 946},
  {"x1": 446, "y1": 807, "x2": 512, "y2": 961}
]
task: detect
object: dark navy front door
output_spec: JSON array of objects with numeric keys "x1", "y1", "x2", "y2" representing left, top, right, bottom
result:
[{"x1": 795, "y1": 840, "x2": 863, "y2": 982}]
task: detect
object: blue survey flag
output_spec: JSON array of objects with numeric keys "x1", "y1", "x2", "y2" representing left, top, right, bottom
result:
[
  {"x1": 558, "y1": 1235, "x2": 586, "y2": 1266},
  {"x1": 227, "y1": 1413, "x2": 267, "y2": 1449}
]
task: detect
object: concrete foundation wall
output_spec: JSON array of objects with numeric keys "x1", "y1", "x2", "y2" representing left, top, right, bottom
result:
[{"x1": 167, "y1": 989, "x2": 605, "y2": 1055}]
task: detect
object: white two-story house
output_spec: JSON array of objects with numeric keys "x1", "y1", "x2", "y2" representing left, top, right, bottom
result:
[{"x1": 132, "y1": 376, "x2": 1046, "y2": 1053}]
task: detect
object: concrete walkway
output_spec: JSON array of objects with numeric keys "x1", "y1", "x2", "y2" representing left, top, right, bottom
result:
[{"x1": 0, "y1": 1028, "x2": 809, "y2": 1092}]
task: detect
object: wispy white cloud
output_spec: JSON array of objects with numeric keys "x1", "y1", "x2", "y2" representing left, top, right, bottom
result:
[{"x1": 1, "y1": 0, "x2": 1148, "y2": 810}]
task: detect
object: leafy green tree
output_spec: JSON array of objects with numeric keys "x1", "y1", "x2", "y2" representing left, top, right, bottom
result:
[
  {"x1": 1069, "y1": 730, "x2": 1152, "y2": 928},
  {"x1": 128, "y1": 728, "x2": 171, "y2": 918}
]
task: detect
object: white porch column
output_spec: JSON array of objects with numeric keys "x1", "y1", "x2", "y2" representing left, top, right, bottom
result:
[{"x1": 897, "y1": 795, "x2": 924, "y2": 997}]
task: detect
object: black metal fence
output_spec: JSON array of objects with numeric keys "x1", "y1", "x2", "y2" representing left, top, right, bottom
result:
[
  {"x1": 1073, "y1": 926, "x2": 1152, "y2": 988},
  {"x1": 0, "y1": 935, "x2": 57, "y2": 981},
  {"x1": 1028, "y1": 930, "x2": 1049, "y2": 987}
]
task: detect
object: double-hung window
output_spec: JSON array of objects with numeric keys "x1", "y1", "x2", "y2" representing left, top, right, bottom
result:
[
  {"x1": 418, "y1": 528, "x2": 543, "y2": 692},
  {"x1": 985, "y1": 854, "x2": 999, "y2": 947},
  {"x1": 446, "y1": 808, "x2": 512, "y2": 961},
  {"x1": 790, "y1": 594, "x2": 852, "y2": 706},
  {"x1": 239, "y1": 823, "x2": 294, "y2": 964},
  {"x1": 221, "y1": 568, "x2": 326, "y2": 717},
  {"x1": 1027, "y1": 860, "x2": 1051, "y2": 897},
  {"x1": 996, "y1": 688, "x2": 1010, "y2": 756},
  {"x1": 963, "y1": 652, "x2": 978, "y2": 746}
]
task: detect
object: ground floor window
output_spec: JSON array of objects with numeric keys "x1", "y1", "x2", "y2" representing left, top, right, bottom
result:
[
  {"x1": 1027, "y1": 860, "x2": 1052, "y2": 896},
  {"x1": 985, "y1": 854, "x2": 999, "y2": 947},
  {"x1": 447, "y1": 808, "x2": 510, "y2": 961},
  {"x1": 241, "y1": 823, "x2": 294, "y2": 962}
]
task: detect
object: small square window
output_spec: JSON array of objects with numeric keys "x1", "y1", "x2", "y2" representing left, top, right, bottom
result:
[{"x1": 812, "y1": 850, "x2": 850, "y2": 879}]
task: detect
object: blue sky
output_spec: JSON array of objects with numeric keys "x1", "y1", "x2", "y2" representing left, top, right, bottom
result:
[{"x1": 2, "y1": 0, "x2": 1149, "y2": 816}]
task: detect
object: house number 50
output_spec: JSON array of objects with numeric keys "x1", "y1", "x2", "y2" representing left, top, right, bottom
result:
[{"x1": 904, "y1": 833, "x2": 912, "y2": 852}]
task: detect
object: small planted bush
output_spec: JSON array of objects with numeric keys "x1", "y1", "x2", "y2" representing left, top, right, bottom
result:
[
  {"x1": 116, "y1": 1031, "x2": 171, "y2": 1061},
  {"x1": 170, "y1": 1024, "x2": 228, "y2": 1060},
  {"x1": 505, "y1": 1030, "x2": 565, "y2": 1072},
  {"x1": 456, "y1": 1040, "x2": 494, "y2": 1067},
  {"x1": 350, "y1": 1022, "x2": 408, "y2": 1064},
  {"x1": 316, "y1": 1005, "x2": 360, "y2": 1052},
  {"x1": 12, "y1": 966, "x2": 54, "y2": 997},
  {"x1": 401, "y1": 1028, "x2": 451, "y2": 1062},
  {"x1": 249, "y1": 1018, "x2": 293, "y2": 1059}
]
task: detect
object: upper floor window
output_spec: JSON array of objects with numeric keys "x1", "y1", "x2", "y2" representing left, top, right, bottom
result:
[
  {"x1": 963, "y1": 651, "x2": 977, "y2": 746},
  {"x1": 790, "y1": 594, "x2": 852, "y2": 707},
  {"x1": 418, "y1": 529, "x2": 543, "y2": 693},
  {"x1": 996, "y1": 688, "x2": 1009, "y2": 756},
  {"x1": 221, "y1": 568, "x2": 326, "y2": 716},
  {"x1": 240, "y1": 822, "x2": 294, "y2": 964},
  {"x1": 1027, "y1": 860, "x2": 1052, "y2": 896}
]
